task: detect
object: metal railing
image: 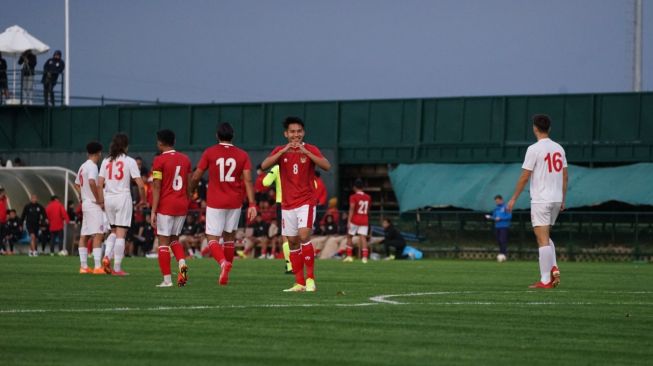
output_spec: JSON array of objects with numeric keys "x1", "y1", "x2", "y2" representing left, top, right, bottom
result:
[{"x1": 1, "y1": 68, "x2": 65, "y2": 106}]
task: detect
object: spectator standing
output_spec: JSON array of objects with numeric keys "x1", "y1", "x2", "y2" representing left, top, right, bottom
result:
[
  {"x1": 19, "y1": 50, "x2": 37, "y2": 104},
  {"x1": 45, "y1": 195, "x2": 70, "y2": 254},
  {"x1": 22, "y1": 194, "x2": 46, "y2": 256},
  {"x1": 41, "y1": 50, "x2": 65, "y2": 107},
  {"x1": 486, "y1": 194, "x2": 512, "y2": 260},
  {"x1": 382, "y1": 219, "x2": 408, "y2": 260},
  {"x1": 0, "y1": 52, "x2": 8, "y2": 102}
]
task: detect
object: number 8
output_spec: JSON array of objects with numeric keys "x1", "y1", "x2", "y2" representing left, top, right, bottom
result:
[{"x1": 293, "y1": 164, "x2": 298, "y2": 175}]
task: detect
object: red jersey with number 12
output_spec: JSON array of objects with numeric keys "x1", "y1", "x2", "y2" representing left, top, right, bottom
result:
[
  {"x1": 349, "y1": 191, "x2": 371, "y2": 226},
  {"x1": 270, "y1": 143, "x2": 323, "y2": 210},
  {"x1": 198, "y1": 143, "x2": 252, "y2": 209},
  {"x1": 152, "y1": 150, "x2": 191, "y2": 216}
]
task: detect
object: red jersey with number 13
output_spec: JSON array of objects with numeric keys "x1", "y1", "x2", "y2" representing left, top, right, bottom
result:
[
  {"x1": 270, "y1": 143, "x2": 323, "y2": 210},
  {"x1": 350, "y1": 191, "x2": 371, "y2": 226},
  {"x1": 151, "y1": 150, "x2": 191, "y2": 216},
  {"x1": 198, "y1": 143, "x2": 252, "y2": 209}
]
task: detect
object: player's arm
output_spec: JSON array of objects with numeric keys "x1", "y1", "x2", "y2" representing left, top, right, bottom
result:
[
  {"x1": 242, "y1": 169, "x2": 257, "y2": 222},
  {"x1": 96, "y1": 176, "x2": 105, "y2": 209},
  {"x1": 298, "y1": 145, "x2": 331, "y2": 171},
  {"x1": 561, "y1": 167, "x2": 568, "y2": 211},
  {"x1": 150, "y1": 170, "x2": 162, "y2": 228},
  {"x1": 262, "y1": 166, "x2": 278, "y2": 187},
  {"x1": 133, "y1": 177, "x2": 147, "y2": 209},
  {"x1": 507, "y1": 169, "x2": 532, "y2": 212},
  {"x1": 261, "y1": 145, "x2": 292, "y2": 170},
  {"x1": 188, "y1": 167, "x2": 205, "y2": 196}
]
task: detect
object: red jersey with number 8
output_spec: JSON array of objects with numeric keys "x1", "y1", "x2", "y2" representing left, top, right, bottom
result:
[
  {"x1": 349, "y1": 191, "x2": 371, "y2": 226},
  {"x1": 198, "y1": 143, "x2": 252, "y2": 209},
  {"x1": 270, "y1": 143, "x2": 323, "y2": 210},
  {"x1": 152, "y1": 150, "x2": 191, "y2": 216}
]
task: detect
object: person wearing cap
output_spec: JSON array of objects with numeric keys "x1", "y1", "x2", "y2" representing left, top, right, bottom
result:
[
  {"x1": 18, "y1": 50, "x2": 37, "y2": 104},
  {"x1": 42, "y1": 50, "x2": 65, "y2": 107},
  {"x1": 45, "y1": 195, "x2": 70, "y2": 254}
]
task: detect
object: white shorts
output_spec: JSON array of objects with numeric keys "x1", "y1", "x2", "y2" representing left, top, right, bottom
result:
[
  {"x1": 81, "y1": 209, "x2": 104, "y2": 236},
  {"x1": 206, "y1": 207, "x2": 241, "y2": 236},
  {"x1": 156, "y1": 214, "x2": 186, "y2": 237},
  {"x1": 281, "y1": 205, "x2": 315, "y2": 237},
  {"x1": 348, "y1": 223, "x2": 369, "y2": 236},
  {"x1": 531, "y1": 202, "x2": 562, "y2": 227},
  {"x1": 105, "y1": 194, "x2": 133, "y2": 227}
]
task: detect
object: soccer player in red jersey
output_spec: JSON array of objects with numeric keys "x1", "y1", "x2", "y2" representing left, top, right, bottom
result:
[
  {"x1": 343, "y1": 179, "x2": 372, "y2": 263},
  {"x1": 189, "y1": 122, "x2": 257, "y2": 286},
  {"x1": 261, "y1": 116, "x2": 331, "y2": 292},
  {"x1": 150, "y1": 129, "x2": 192, "y2": 288}
]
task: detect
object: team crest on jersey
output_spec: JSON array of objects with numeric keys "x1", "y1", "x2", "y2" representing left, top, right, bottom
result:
[{"x1": 300, "y1": 156, "x2": 307, "y2": 163}]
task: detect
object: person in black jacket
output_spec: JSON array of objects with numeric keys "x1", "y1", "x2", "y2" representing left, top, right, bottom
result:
[
  {"x1": 18, "y1": 50, "x2": 37, "y2": 104},
  {"x1": 22, "y1": 194, "x2": 46, "y2": 256},
  {"x1": 4, "y1": 210, "x2": 23, "y2": 255},
  {"x1": 0, "y1": 52, "x2": 8, "y2": 102},
  {"x1": 42, "y1": 50, "x2": 65, "y2": 107},
  {"x1": 381, "y1": 218, "x2": 408, "y2": 260}
]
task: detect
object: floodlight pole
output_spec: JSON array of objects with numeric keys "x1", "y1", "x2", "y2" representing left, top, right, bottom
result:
[
  {"x1": 64, "y1": 0, "x2": 70, "y2": 105},
  {"x1": 633, "y1": 0, "x2": 642, "y2": 92}
]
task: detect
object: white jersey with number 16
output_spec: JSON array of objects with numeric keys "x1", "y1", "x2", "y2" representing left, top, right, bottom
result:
[
  {"x1": 99, "y1": 154, "x2": 141, "y2": 196},
  {"x1": 522, "y1": 138, "x2": 567, "y2": 204}
]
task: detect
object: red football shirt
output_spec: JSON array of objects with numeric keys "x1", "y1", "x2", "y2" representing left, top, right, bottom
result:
[
  {"x1": 198, "y1": 143, "x2": 252, "y2": 209},
  {"x1": 270, "y1": 143, "x2": 323, "y2": 210},
  {"x1": 0, "y1": 195, "x2": 7, "y2": 224},
  {"x1": 45, "y1": 199, "x2": 70, "y2": 231},
  {"x1": 152, "y1": 150, "x2": 192, "y2": 216},
  {"x1": 349, "y1": 191, "x2": 371, "y2": 226}
]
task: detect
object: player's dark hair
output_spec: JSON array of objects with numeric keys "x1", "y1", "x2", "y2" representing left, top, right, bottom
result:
[
  {"x1": 354, "y1": 178, "x2": 364, "y2": 189},
  {"x1": 383, "y1": 218, "x2": 392, "y2": 226},
  {"x1": 217, "y1": 122, "x2": 234, "y2": 142},
  {"x1": 156, "y1": 129, "x2": 175, "y2": 147},
  {"x1": 86, "y1": 141, "x2": 102, "y2": 155},
  {"x1": 532, "y1": 114, "x2": 551, "y2": 133},
  {"x1": 494, "y1": 194, "x2": 503, "y2": 200},
  {"x1": 109, "y1": 133, "x2": 129, "y2": 161},
  {"x1": 51, "y1": 195, "x2": 58, "y2": 201},
  {"x1": 283, "y1": 116, "x2": 304, "y2": 130}
]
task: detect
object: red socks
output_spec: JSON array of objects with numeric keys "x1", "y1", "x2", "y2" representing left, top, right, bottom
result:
[
  {"x1": 301, "y1": 242, "x2": 315, "y2": 279},
  {"x1": 170, "y1": 241, "x2": 185, "y2": 261},
  {"x1": 346, "y1": 246, "x2": 353, "y2": 257},
  {"x1": 209, "y1": 240, "x2": 225, "y2": 265},
  {"x1": 362, "y1": 248, "x2": 369, "y2": 260},
  {"x1": 289, "y1": 249, "x2": 306, "y2": 286},
  {"x1": 158, "y1": 246, "x2": 171, "y2": 276},
  {"x1": 223, "y1": 241, "x2": 235, "y2": 263}
]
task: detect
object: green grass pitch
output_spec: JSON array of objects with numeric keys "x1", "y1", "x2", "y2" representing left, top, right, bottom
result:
[{"x1": 1, "y1": 257, "x2": 652, "y2": 366}]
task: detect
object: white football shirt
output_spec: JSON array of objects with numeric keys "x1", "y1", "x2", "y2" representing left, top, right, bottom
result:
[
  {"x1": 75, "y1": 159, "x2": 101, "y2": 211},
  {"x1": 99, "y1": 154, "x2": 141, "y2": 196},
  {"x1": 522, "y1": 138, "x2": 567, "y2": 203}
]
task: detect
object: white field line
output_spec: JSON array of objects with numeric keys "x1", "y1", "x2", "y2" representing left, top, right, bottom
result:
[{"x1": 1, "y1": 291, "x2": 651, "y2": 315}]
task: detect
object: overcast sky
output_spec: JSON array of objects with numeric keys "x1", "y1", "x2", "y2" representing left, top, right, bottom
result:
[{"x1": 1, "y1": 0, "x2": 651, "y2": 104}]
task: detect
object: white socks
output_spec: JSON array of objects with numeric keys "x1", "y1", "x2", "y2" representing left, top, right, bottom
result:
[
  {"x1": 549, "y1": 239, "x2": 558, "y2": 267},
  {"x1": 538, "y1": 245, "x2": 554, "y2": 283},
  {"x1": 79, "y1": 247, "x2": 88, "y2": 268},
  {"x1": 163, "y1": 274, "x2": 172, "y2": 284},
  {"x1": 179, "y1": 258, "x2": 186, "y2": 268},
  {"x1": 113, "y1": 238, "x2": 125, "y2": 272},
  {"x1": 104, "y1": 233, "x2": 117, "y2": 259},
  {"x1": 93, "y1": 248, "x2": 103, "y2": 269}
]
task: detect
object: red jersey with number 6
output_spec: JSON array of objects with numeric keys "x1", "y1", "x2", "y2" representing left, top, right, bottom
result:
[
  {"x1": 270, "y1": 143, "x2": 323, "y2": 210},
  {"x1": 349, "y1": 191, "x2": 371, "y2": 226},
  {"x1": 152, "y1": 150, "x2": 191, "y2": 216},
  {"x1": 198, "y1": 143, "x2": 252, "y2": 209}
]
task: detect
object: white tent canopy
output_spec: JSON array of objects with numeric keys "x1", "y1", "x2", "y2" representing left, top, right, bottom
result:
[{"x1": 0, "y1": 25, "x2": 50, "y2": 101}]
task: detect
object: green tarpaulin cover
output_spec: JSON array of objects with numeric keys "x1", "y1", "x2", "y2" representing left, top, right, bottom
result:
[{"x1": 389, "y1": 163, "x2": 653, "y2": 212}]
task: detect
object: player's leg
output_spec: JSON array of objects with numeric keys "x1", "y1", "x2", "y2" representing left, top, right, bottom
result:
[
  {"x1": 156, "y1": 233, "x2": 173, "y2": 287},
  {"x1": 78, "y1": 234, "x2": 92, "y2": 273},
  {"x1": 166, "y1": 215, "x2": 188, "y2": 286},
  {"x1": 298, "y1": 205, "x2": 317, "y2": 291},
  {"x1": 547, "y1": 203, "x2": 562, "y2": 286},
  {"x1": 112, "y1": 226, "x2": 129, "y2": 275},
  {"x1": 29, "y1": 230, "x2": 37, "y2": 256},
  {"x1": 359, "y1": 235, "x2": 369, "y2": 264},
  {"x1": 223, "y1": 232, "x2": 235, "y2": 263},
  {"x1": 91, "y1": 233, "x2": 104, "y2": 273},
  {"x1": 282, "y1": 208, "x2": 306, "y2": 291},
  {"x1": 343, "y1": 233, "x2": 355, "y2": 262},
  {"x1": 281, "y1": 235, "x2": 292, "y2": 273}
]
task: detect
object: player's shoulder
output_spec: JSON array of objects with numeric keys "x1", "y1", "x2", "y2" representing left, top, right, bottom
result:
[{"x1": 303, "y1": 142, "x2": 321, "y2": 153}]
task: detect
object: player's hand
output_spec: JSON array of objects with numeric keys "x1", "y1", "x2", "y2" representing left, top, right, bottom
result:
[
  {"x1": 247, "y1": 206, "x2": 257, "y2": 222},
  {"x1": 135, "y1": 200, "x2": 147, "y2": 210},
  {"x1": 150, "y1": 213, "x2": 157, "y2": 229},
  {"x1": 281, "y1": 143, "x2": 294, "y2": 153},
  {"x1": 297, "y1": 143, "x2": 309, "y2": 154},
  {"x1": 560, "y1": 201, "x2": 565, "y2": 212},
  {"x1": 506, "y1": 198, "x2": 516, "y2": 213}
]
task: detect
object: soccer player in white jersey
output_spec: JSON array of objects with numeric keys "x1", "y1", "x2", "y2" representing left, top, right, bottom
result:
[
  {"x1": 97, "y1": 133, "x2": 147, "y2": 276},
  {"x1": 74, "y1": 141, "x2": 106, "y2": 274},
  {"x1": 507, "y1": 114, "x2": 568, "y2": 289}
]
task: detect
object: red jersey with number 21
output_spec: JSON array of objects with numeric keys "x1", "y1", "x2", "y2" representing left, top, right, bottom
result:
[
  {"x1": 271, "y1": 143, "x2": 323, "y2": 210},
  {"x1": 152, "y1": 150, "x2": 191, "y2": 216},
  {"x1": 198, "y1": 143, "x2": 252, "y2": 209},
  {"x1": 349, "y1": 191, "x2": 371, "y2": 226}
]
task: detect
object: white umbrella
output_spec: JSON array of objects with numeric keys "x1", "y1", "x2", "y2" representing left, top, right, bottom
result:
[{"x1": 0, "y1": 25, "x2": 50, "y2": 102}]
